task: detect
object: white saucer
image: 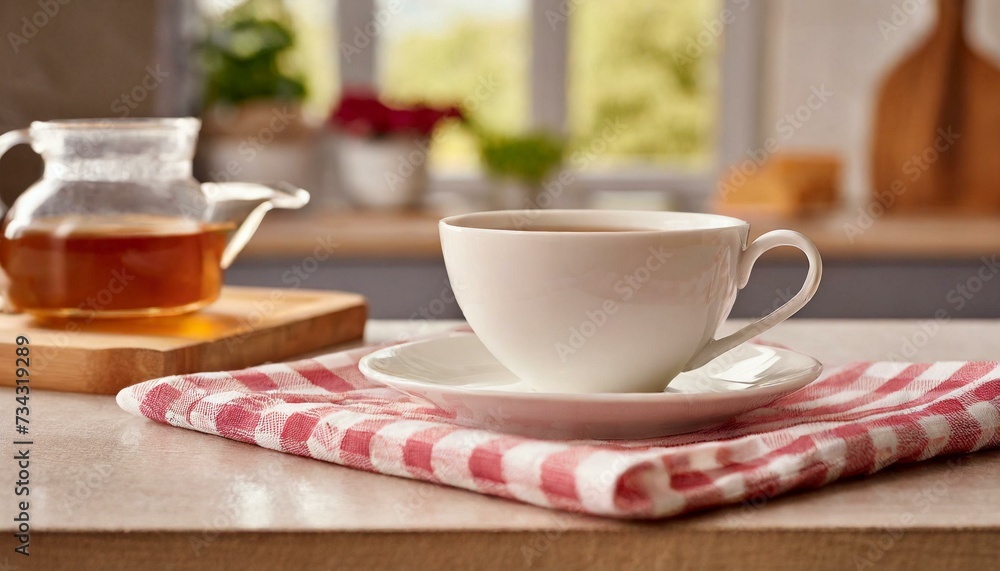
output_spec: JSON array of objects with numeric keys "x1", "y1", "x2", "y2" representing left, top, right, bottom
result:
[{"x1": 359, "y1": 333, "x2": 823, "y2": 440}]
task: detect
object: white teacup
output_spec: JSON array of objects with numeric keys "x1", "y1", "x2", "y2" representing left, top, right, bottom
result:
[{"x1": 439, "y1": 210, "x2": 822, "y2": 393}]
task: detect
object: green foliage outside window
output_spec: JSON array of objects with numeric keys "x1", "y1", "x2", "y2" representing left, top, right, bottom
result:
[
  {"x1": 381, "y1": 0, "x2": 719, "y2": 171},
  {"x1": 570, "y1": 0, "x2": 719, "y2": 168}
]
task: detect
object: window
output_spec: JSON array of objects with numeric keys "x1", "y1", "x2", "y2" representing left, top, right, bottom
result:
[
  {"x1": 195, "y1": 0, "x2": 764, "y2": 199},
  {"x1": 569, "y1": 0, "x2": 720, "y2": 170},
  {"x1": 376, "y1": 0, "x2": 529, "y2": 172}
]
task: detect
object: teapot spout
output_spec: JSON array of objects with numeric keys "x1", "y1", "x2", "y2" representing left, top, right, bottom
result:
[{"x1": 202, "y1": 181, "x2": 310, "y2": 268}]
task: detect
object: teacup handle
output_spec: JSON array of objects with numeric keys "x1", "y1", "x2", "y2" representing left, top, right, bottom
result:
[{"x1": 683, "y1": 230, "x2": 822, "y2": 371}]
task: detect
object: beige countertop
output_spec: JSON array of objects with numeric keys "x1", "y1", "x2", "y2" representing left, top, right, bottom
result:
[
  {"x1": 5, "y1": 319, "x2": 1000, "y2": 570},
  {"x1": 241, "y1": 209, "x2": 1000, "y2": 261}
]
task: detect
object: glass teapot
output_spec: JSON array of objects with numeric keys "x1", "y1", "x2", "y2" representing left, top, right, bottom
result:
[{"x1": 0, "y1": 118, "x2": 309, "y2": 318}]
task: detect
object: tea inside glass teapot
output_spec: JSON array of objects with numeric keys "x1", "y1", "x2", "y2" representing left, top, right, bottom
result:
[{"x1": 0, "y1": 118, "x2": 309, "y2": 318}]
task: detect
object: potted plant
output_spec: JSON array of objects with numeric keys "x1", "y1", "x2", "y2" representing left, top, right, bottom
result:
[
  {"x1": 327, "y1": 90, "x2": 461, "y2": 209},
  {"x1": 476, "y1": 129, "x2": 566, "y2": 209},
  {"x1": 196, "y1": 0, "x2": 320, "y2": 194}
]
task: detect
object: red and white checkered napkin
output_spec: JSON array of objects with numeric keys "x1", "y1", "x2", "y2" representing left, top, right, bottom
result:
[{"x1": 116, "y1": 339, "x2": 1000, "y2": 519}]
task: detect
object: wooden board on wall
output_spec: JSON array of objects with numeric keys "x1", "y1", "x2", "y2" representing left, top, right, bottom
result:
[{"x1": 871, "y1": 0, "x2": 1000, "y2": 212}]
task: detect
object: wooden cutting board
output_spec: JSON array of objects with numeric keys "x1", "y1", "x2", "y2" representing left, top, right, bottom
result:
[
  {"x1": 871, "y1": 0, "x2": 1000, "y2": 211},
  {"x1": 0, "y1": 286, "x2": 366, "y2": 395}
]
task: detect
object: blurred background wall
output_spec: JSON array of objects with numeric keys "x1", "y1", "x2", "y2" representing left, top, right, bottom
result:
[{"x1": 0, "y1": 0, "x2": 199, "y2": 203}]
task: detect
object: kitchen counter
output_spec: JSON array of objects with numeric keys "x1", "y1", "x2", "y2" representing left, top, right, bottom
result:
[{"x1": 6, "y1": 319, "x2": 1000, "y2": 569}]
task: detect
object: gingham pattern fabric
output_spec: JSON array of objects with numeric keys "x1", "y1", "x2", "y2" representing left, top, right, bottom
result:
[{"x1": 116, "y1": 340, "x2": 1000, "y2": 519}]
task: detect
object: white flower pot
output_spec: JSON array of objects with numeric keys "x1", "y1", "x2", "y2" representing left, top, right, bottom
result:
[{"x1": 331, "y1": 134, "x2": 429, "y2": 209}]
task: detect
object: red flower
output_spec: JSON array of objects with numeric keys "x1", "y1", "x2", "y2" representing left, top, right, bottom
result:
[{"x1": 330, "y1": 90, "x2": 462, "y2": 138}]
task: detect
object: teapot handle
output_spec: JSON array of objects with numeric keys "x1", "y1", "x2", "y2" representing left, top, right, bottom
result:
[
  {"x1": 0, "y1": 129, "x2": 31, "y2": 159},
  {"x1": 0, "y1": 130, "x2": 31, "y2": 210}
]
